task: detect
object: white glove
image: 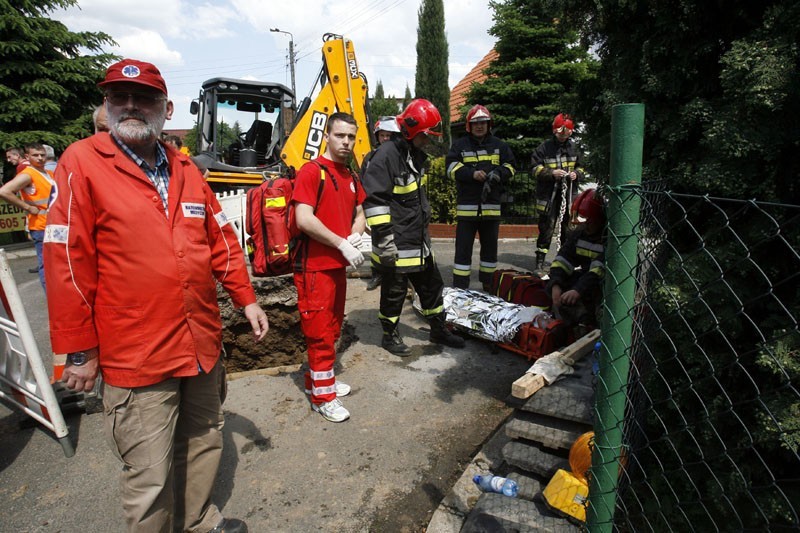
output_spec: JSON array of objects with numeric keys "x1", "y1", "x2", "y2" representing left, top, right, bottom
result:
[
  {"x1": 337, "y1": 238, "x2": 365, "y2": 269},
  {"x1": 347, "y1": 232, "x2": 363, "y2": 250}
]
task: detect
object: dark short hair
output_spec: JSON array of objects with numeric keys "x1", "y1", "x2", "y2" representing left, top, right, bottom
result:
[
  {"x1": 5, "y1": 147, "x2": 23, "y2": 156},
  {"x1": 24, "y1": 142, "x2": 45, "y2": 153},
  {"x1": 164, "y1": 135, "x2": 182, "y2": 148},
  {"x1": 326, "y1": 112, "x2": 357, "y2": 133}
]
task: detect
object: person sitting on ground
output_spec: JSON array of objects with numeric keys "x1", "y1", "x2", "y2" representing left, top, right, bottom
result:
[{"x1": 547, "y1": 188, "x2": 605, "y2": 328}]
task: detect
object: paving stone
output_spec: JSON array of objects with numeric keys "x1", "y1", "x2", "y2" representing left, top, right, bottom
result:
[
  {"x1": 507, "y1": 469, "x2": 545, "y2": 502},
  {"x1": 503, "y1": 440, "x2": 568, "y2": 478},
  {"x1": 519, "y1": 379, "x2": 594, "y2": 425},
  {"x1": 506, "y1": 411, "x2": 590, "y2": 451},
  {"x1": 461, "y1": 492, "x2": 579, "y2": 532}
]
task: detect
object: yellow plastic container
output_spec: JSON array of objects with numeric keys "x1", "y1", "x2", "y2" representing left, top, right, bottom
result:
[{"x1": 542, "y1": 468, "x2": 589, "y2": 523}]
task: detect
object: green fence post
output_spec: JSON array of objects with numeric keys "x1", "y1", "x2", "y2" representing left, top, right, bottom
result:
[{"x1": 587, "y1": 103, "x2": 644, "y2": 530}]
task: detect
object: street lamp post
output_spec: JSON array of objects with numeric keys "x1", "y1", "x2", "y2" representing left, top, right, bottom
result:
[{"x1": 270, "y1": 27, "x2": 296, "y2": 108}]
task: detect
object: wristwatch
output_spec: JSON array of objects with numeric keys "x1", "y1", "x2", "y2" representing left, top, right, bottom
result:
[{"x1": 67, "y1": 351, "x2": 89, "y2": 366}]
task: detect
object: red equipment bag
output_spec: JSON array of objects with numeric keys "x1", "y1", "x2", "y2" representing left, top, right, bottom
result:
[
  {"x1": 509, "y1": 276, "x2": 550, "y2": 308},
  {"x1": 490, "y1": 269, "x2": 528, "y2": 300},
  {"x1": 498, "y1": 318, "x2": 570, "y2": 360},
  {"x1": 490, "y1": 269, "x2": 550, "y2": 308},
  {"x1": 245, "y1": 176, "x2": 297, "y2": 277}
]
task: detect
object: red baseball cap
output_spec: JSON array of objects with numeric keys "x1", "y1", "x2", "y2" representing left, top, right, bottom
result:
[{"x1": 98, "y1": 59, "x2": 168, "y2": 95}]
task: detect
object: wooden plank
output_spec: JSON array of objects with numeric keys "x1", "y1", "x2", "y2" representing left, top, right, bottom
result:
[
  {"x1": 512, "y1": 373, "x2": 546, "y2": 399},
  {"x1": 510, "y1": 329, "x2": 601, "y2": 400},
  {"x1": 561, "y1": 329, "x2": 601, "y2": 365}
]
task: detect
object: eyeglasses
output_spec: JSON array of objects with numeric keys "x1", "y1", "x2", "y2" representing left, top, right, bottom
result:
[{"x1": 105, "y1": 91, "x2": 166, "y2": 107}]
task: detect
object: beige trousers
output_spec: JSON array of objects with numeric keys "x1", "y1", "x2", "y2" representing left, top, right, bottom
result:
[{"x1": 103, "y1": 360, "x2": 227, "y2": 533}]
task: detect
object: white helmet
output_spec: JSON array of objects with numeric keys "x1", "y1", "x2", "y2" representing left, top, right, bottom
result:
[{"x1": 374, "y1": 116, "x2": 400, "y2": 134}]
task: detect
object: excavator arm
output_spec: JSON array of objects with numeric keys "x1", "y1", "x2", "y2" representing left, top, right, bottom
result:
[{"x1": 280, "y1": 34, "x2": 372, "y2": 172}]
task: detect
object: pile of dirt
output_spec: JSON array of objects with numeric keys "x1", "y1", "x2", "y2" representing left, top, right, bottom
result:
[{"x1": 217, "y1": 275, "x2": 356, "y2": 373}]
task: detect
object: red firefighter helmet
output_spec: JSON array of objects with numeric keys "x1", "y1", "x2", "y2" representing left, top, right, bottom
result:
[
  {"x1": 465, "y1": 104, "x2": 492, "y2": 133},
  {"x1": 571, "y1": 188, "x2": 604, "y2": 224},
  {"x1": 397, "y1": 99, "x2": 442, "y2": 140},
  {"x1": 553, "y1": 113, "x2": 575, "y2": 134},
  {"x1": 374, "y1": 116, "x2": 400, "y2": 134}
]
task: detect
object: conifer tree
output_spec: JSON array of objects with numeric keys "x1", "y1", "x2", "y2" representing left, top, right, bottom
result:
[
  {"x1": 414, "y1": 0, "x2": 450, "y2": 144},
  {"x1": 466, "y1": 0, "x2": 596, "y2": 160},
  {"x1": 369, "y1": 80, "x2": 400, "y2": 119},
  {"x1": 0, "y1": 0, "x2": 116, "y2": 152}
]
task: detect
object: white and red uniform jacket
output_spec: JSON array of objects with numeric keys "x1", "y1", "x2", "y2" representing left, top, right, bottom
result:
[{"x1": 44, "y1": 133, "x2": 256, "y2": 388}]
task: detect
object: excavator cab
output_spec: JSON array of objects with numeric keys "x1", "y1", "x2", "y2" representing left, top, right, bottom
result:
[
  {"x1": 190, "y1": 35, "x2": 372, "y2": 191},
  {"x1": 190, "y1": 77, "x2": 293, "y2": 188}
]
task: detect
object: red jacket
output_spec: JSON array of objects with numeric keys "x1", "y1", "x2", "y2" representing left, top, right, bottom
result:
[{"x1": 44, "y1": 133, "x2": 256, "y2": 387}]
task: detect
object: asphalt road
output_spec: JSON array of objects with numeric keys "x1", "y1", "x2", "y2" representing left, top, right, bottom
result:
[{"x1": 0, "y1": 239, "x2": 540, "y2": 532}]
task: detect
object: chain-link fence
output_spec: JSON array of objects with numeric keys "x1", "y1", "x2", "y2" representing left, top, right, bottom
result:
[{"x1": 590, "y1": 183, "x2": 800, "y2": 530}]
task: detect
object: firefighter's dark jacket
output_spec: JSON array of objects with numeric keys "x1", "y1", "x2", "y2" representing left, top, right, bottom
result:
[
  {"x1": 547, "y1": 227, "x2": 605, "y2": 297},
  {"x1": 446, "y1": 133, "x2": 516, "y2": 219},
  {"x1": 532, "y1": 137, "x2": 585, "y2": 213},
  {"x1": 362, "y1": 136, "x2": 432, "y2": 273}
]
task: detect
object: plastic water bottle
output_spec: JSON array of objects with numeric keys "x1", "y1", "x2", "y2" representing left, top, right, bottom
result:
[
  {"x1": 591, "y1": 341, "x2": 601, "y2": 375},
  {"x1": 473, "y1": 474, "x2": 518, "y2": 497}
]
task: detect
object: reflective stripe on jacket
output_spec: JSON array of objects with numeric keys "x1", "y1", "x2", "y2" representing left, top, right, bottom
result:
[
  {"x1": 362, "y1": 137, "x2": 432, "y2": 273},
  {"x1": 446, "y1": 133, "x2": 515, "y2": 220},
  {"x1": 531, "y1": 137, "x2": 585, "y2": 214}
]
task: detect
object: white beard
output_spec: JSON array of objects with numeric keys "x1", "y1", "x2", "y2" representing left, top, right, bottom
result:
[{"x1": 109, "y1": 108, "x2": 166, "y2": 145}]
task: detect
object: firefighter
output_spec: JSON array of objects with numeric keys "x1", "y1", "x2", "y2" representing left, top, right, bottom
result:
[
  {"x1": 362, "y1": 116, "x2": 401, "y2": 291},
  {"x1": 446, "y1": 104, "x2": 516, "y2": 291},
  {"x1": 362, "y1": 99, "x2": 465, "y2": 356},
  {"x1": 547, "y1": 188, "x2": 605, "y2": 327},
  {"x1": 532, "y1": 113, "x2": 586, "y2": 271}
]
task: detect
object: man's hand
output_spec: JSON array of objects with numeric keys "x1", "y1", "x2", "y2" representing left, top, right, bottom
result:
[
  {"x1": 243, "y1": 303, "x2": 269, "y2": 340},
  {"x1": 473, "y1": 170, "x2": 487, "y2": 182},
  {"x1": 347, "y1": 232, "x2": 363, "y2": 250},
  {"x1": 62, "y1": 347, "x2": 100, "y2": 393},
  {"x1": 568, "y1": 171, "x2": 578, "y2": 181},
  {"x1": 553, "y1": 169, "x2": 568, "y2": 180},
  {"x1": 560, "y1": 289, "x2": 581, "y2": 306},
  {"x1": 337, "y1": 238, "x2": 365, "y2": 269}
]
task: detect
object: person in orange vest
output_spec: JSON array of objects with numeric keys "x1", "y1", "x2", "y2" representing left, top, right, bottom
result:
[{"x1": 0, "y1": 142, "x2": 53, "y2": 290}]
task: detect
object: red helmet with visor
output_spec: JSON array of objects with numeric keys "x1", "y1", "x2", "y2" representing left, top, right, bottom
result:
[{"x1": 397, "y1": 99, "x2": 442, "y2": 140}]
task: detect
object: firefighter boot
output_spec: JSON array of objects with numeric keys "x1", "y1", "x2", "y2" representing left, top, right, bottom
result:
[
  {"x1": 535, "y1": 252, "x2": 547, "y2": 273},
  {"x1": 429, "y1": 314, "x2": 465, "y2": 349},
  {"x1": 380, "y1": 320, "x2": 412, "y2": 356}
]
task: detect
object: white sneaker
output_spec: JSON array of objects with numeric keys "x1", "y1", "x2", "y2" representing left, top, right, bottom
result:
[
  {"x1": 305, "y1": 381, "x2": 351, "y2": 397},
  {"x1": 312, "y1": 398, "x2": 350, "y2": 423}
]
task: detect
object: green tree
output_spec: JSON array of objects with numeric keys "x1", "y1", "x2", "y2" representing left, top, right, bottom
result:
[
  {"x1": 369, "y1": 80, "x2": 399, "y2": 119},
  {"x1": 402, "y1": 84, "x2": 413, "y2": 108},
  {"x1": 0, "y1": 0, "x2": 116, "y2": 152},
  {"x1": 183, "y1": 123, "x2": 199, "y2": 155},
  {"x1": 554, "y1": 1, "x2": 800, "y2": 528},
  {"x1": 564, "y1": 0, "x2": 800, "y2": 203},
  {"x1": 414, "y1": 0, "x2": 450, "y2": 144},
  {"x1": 466, "y1": 0, "x2": 597, "y2": 161}
]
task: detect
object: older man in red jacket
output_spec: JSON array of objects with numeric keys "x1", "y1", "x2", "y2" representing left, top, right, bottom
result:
[{"x1": 44, "y1": 59, "x2": 267, "y2": 533}]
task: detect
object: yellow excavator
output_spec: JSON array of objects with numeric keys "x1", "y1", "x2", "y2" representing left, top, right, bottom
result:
[{"x1": 190, "y1": 33, "x2": 373, "y2": 190}]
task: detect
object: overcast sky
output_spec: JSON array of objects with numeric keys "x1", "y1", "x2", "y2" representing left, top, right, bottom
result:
[{"x1": 52, "y1": 0, "x2": 497, "y2": 129}]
